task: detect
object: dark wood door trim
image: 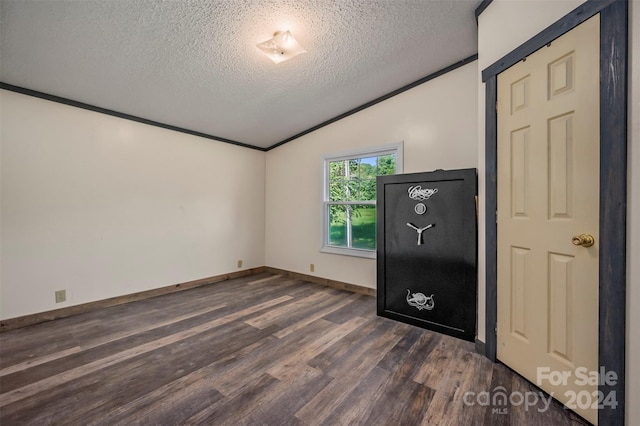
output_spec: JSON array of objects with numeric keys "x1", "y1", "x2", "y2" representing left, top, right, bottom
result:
[{"x1": 482, "y1": 1, "x2": 628, "y2": 424}]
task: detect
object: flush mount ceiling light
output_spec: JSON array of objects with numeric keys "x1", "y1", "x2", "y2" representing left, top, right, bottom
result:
[{"x1": 256, "y1": 31, "x2": 306, "y2": 64}]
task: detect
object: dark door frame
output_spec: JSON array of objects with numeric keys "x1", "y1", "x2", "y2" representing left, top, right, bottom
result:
[{"x1": 481, "y1": 1, "x2": 628, "y2": 424}]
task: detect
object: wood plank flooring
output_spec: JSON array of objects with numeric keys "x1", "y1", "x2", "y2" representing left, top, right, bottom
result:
[{"x1": 0, "y1": 273, "x2": 589, "y2": 425}]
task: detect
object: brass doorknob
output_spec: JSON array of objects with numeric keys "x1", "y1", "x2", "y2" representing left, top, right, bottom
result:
[{"x1": 572, "y1": 234, "x2": 595, "y2": 247}]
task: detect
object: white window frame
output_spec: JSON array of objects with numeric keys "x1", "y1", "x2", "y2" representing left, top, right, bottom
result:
[{"x1": 321, "y1": 142, "x2": 403, "y2": 258}]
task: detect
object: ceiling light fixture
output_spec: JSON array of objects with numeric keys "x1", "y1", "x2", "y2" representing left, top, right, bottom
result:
[{"x1": 256, "y1": 31, "x2": 306, "y2": 64}]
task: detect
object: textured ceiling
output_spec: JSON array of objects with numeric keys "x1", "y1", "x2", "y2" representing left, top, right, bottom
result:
[{"x1": 0, "y1": 0, "x2": 480, "y2": 149}]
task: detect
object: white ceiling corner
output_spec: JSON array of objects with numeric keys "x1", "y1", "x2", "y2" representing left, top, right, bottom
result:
[{"x1": 0, "y1": 0, "x2": 480, "y2": 149}]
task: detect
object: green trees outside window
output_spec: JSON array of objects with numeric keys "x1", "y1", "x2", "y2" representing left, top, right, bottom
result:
[{"x1": 326, "y1": 154, "x2": 396, "y2": 251}]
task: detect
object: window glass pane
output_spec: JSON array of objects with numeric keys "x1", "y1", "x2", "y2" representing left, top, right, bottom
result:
[
  {"x1": 360, "y1": 179, "x2": 376, "y2": 201},
  {"x1": 348, "y1": 159, "x2": 359, "y2": 177},
  {"x1": 351, "y1": 205, "x2": 376, "y2": 250},
  {"x1": 377, "y1": 154, "x2": 396, "y2": 176},
  {"x1": 328, "y1": 204, "x2": 348, "y2": 247},
  {"x1": 359, "y1": 157, "x2": 377, "y2": 179},
  {"x1": 329, "y1": 180, "x2": 346, "y2": 202},
  {"x1": 329, "y1": 161, "x2": 346, "y2": 180},
  {"x1": 347, "y1": 179, "x2": 360, "y2": 201},
  {"x1": 323, "y1": 145, "x2": 399, "y2": 255}
]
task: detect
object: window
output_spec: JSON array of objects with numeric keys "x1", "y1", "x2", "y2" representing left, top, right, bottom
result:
[{"x1": 321, "y1": 143, "x2": 403, "y2": 258}]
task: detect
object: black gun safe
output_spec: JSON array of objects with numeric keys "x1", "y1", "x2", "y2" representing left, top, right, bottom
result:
[{"x1": 376, "y1": 168, "x2": 477, "y2": 342}]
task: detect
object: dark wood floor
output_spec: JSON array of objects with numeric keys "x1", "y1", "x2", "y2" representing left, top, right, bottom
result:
[{"x1": 0, "y1": 273, "x2": 589, "y2": 425}]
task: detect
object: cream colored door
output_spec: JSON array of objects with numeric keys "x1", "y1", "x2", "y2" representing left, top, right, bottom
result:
[{"x1": 497, "y1": 15, "x2": 600, "y2": 424}]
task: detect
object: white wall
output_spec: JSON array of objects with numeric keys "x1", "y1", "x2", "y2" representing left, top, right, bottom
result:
[
  {"x1": 0, "y1": 90, "x2": 266, "y2": 319},
  {"x1": 478, "y1": 1, "x2": 639, "y2": 424},
  {"x1": 265, "y1": 61, "x2": 478, "y2": 289}
]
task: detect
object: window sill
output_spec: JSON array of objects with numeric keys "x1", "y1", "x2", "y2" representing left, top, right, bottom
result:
[{"x1": 320, "y1": 246, "x2": 376, "y2": 259}]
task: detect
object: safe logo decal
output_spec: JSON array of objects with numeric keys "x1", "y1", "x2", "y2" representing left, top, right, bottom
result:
[{"x1": 406, "y1": 289, "x2": 435, "y2": 311}]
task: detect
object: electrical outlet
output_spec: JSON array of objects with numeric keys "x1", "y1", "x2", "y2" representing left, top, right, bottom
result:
[
  {"x1": 55, "y1": 289, "x2": 66, "y2": 303},
  {"x1": 310, "y1": 263, "x2": 315, "y2": 272},
  {"x1": 237, "y1": 260, "x2": 243, "y2": 268}
]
